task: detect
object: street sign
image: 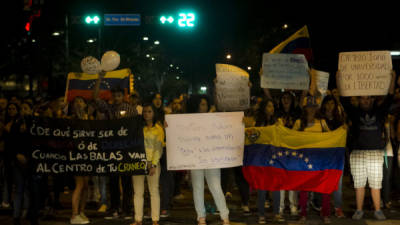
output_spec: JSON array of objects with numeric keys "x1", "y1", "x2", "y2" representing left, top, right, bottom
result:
[{"x1": 104, "y1": 14, "x2": 141, "y2": 26}]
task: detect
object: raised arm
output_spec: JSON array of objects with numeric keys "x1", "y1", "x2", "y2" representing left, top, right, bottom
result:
[{"x1": 389, "y1": 70, "x2": 396, "y2": 95}]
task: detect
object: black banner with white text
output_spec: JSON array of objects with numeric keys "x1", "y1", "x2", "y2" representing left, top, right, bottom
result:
[{"x1": 30, "y1": 117, "x2": 147, "y2": 175}]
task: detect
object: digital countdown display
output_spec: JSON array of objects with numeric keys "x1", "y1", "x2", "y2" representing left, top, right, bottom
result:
[{"x1": 160, "y1": 12, "x2": 196, "y2": 28}]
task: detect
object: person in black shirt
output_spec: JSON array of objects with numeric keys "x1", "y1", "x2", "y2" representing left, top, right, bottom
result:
[{"x1": 337, "y1": 70, "x2": 396, "y2": 221}]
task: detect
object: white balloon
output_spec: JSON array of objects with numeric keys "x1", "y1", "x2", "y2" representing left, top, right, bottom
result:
[
  {"x1": 101, "y1": 51, "x2": 120, "y2": 72},
  {"x1": 80, "y1": 56, "x2": 101, "y2": 74}
]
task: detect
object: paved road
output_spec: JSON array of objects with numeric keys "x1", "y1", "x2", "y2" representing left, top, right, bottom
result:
[{"x1": 1, "y1": 176, "x2": 400, "y2": 225}]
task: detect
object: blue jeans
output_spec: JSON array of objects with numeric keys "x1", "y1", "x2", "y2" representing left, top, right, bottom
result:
[
  {"x1": 332, "y1": 174, "x2": 343, "y2": 208},
  {"x1": 257, "y1": 190, "x2": 280, "y2": 216},
  {"x1": 191, "y1": 169, "x2": 229, "y2": 220}
]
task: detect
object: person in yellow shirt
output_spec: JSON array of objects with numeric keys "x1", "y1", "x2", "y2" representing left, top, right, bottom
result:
[
  {"x1": 131, "y1": 103, "x2": 164, "y2": 225},
  {"x1": 70, "y1": 97, "x2": 91, "y2": 225}
]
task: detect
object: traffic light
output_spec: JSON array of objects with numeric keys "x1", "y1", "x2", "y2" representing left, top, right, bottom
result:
[
  {"x1": 159, "y1": 12, "x2": 196, "y2": 28},
  {"x1": 160, "y1": 16, "x2": 174, "y2": 24},
  {"x1": 84, "y1": 15, "x2": 100, "y2": 24}
]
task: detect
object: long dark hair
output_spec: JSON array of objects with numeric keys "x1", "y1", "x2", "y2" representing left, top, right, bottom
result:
[
  {"x1": 187, "y1": 95, "x2": 210, "y2": 113},
  {"x1": 320, "y1": 95, "x2": 343, "y2": 123},
  {"x1": 151, "y1": 93, "x2": 165, "y2": 124},
  {"x1": 70, "y1": 96, "x2": 88, "y2": 118},
  {"x1": 278, "y1": 92, "x2": 296, "y2": 115},
  {"x1": 298, "y1": 105, "x2": 321, "y2": 131},
  {"x1": 5, "y1": 102, "x2": 20, "y2": 123},
  {"x1": 255, "y1": 99, "x2": 277, "y2": 126},
  {"x1": 142, "y1": 103, "x2": 157, "y2": 127}
]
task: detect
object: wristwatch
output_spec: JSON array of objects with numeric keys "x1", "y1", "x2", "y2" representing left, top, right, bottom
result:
[{"x1": 151, "y1": 164, "x2": 157, "y2": 168}]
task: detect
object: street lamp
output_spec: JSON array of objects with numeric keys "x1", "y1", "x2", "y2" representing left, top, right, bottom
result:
[
  {"x1": 170, "y1": 64, "x2": 174, "y2": 67},
  {"x1": 226, "y1": 54, "x2": 231, "y2": 59},
  {"x1": 151, "y1": 57, "x2": 155, "y2": 61},
  {"x1": 283, "y1": 24, "x2": 288, "y2": 29},
  {"x1": 247, "y1": 66, "x2": 252, "y2": 71},
  {"x1": 176, "y1": 76, "x2": 180, "y2": 80},
  {"x1": 154, "y1": 40, "x2": 160, "y2": 45},
  {"x1": 32, "y1": 39, "x2": 36, "y2": 43},
  {"x1": 146, "y1": 54, "x2": 150, "y2": 58},
  {"x1": 176, "y1": 66, "x2": 179, "y2": 70},
  {"x1": 52, "y1": 32, "x2": 61, "y2": 36},
  {"x1": 87, "y1": 39, "x2": 95, "y2": 43},
  {"x1": 143, "y1": 36, "x2": 149, "y2": 41}
]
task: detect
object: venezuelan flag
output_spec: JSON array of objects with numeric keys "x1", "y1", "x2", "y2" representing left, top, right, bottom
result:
[
  {"x1": 64, "y1": 68, "x2": 134, "y2": 102},
  {"x1": 243, "y1": 125, "x2": 347, "y2": 194},
  {"x1": 270, "y1": 25, "x2": 313, "y2": 62}
]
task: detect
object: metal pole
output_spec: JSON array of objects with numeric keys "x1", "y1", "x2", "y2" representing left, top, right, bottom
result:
[
  {"x1": 98, "y1": 24, "x2": 102, "y2": 59},
  {"x1": 65, "y1": 14, "x2": 69, "y2": 72}
]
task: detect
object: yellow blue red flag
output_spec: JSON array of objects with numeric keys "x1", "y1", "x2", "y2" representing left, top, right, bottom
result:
[
  {"x1": 243, "y1": 125, "x2": 347, "y2": 194},
  {"x1": 64, "y1": 68, "x2": 134, "y2": 102}
]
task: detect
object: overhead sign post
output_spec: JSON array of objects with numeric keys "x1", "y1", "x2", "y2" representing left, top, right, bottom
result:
[{"x1": 104, "y1": 14, "x2": 141, "y2": 26}]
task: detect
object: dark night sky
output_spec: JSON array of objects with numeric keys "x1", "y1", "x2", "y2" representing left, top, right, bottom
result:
[{"x1": 2, "y1": 1, "x2": 400, "y2": 91}]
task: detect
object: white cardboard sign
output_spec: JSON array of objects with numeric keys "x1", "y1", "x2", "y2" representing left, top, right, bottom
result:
[
  {"x1": 166, "y1": 112, "x2": 244, "y2": 170},
  {"x1": 337, "y1": 51, "x2": 392, "y2": 96},
  {"x1": 261, "y1": 53, "x2": 310, "y2": 90},
  {"x1": 215, "y1": 64, "x2": 250, "y2": 112}
]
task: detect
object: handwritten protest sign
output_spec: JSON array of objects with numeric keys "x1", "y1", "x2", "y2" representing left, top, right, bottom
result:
[
  {"x1": 261, "y1": 53, "x2": 309, "y2": 90},
  {"x1": 165, "y1": 112, "x2": 244, "y2": 170},
  {"x1": 30, "y1": 117, "x2": 146, "y2": 175},
  {"x1": 338, "y1": 51, "x2": 392, "y2": 96},
  {"x1": 311, "y1": 69, "x2": 330, "y2": 96},
  {"x1": 215, "y1": 64, "x2": 250, "y2": 111}
]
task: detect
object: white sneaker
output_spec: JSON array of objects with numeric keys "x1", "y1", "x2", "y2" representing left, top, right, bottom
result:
[
  {"x1": 242, "y1": 205, "x2": 251, "y2": 215},
  {"x1": 1, "y1": 202, "x2": 10, "y2": 208},
  {"x1": 80, "y1": 213, "x2": 89, "y2": 222},
  {"x1": 70, "y1": 215, "x2": 89, "y2": 224},
  {"x1": 174, "y1": 194, "x2": 184, "y2": 200}
]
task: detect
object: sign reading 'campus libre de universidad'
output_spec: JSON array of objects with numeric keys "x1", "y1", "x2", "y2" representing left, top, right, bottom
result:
[
  {"x1": 30, "y1": 117, "x2": 147, "y2": 175},
  {"x1": 261, "y1": 53, "x2": 310, "y2": 90},
  {"x1": 338, "y1": 51, "x2": 392, "y2": 96},
  {"x1": 165, "y1": 112, "x2": 245, "y2": 170}
]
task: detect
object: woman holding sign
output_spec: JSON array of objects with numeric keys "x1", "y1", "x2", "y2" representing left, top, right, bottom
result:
[
  {"x1": 70, "y1": 96, "x2": 91, "y2": 225},
  {"x1": 187, "y1": 95, "x2": 230, "y2": 225},
  {"x1": 131, "y1": 103, "x2": 164, "y2": 225}
]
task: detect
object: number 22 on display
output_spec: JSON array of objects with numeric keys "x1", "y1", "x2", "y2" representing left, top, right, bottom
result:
[{"x1": 178, "y1": 13, "x2": 195, "y2": 27}]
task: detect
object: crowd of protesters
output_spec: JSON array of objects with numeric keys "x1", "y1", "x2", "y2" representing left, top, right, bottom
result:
[{"x1": 1, "y1": 70, "x2": 400, "y2": 225}]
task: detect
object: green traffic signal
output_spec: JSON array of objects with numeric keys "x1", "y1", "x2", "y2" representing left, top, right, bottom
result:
[
  {"x1": 85, "y1": 15, "x2": 100, "y2": 24},
  {"x1": 159, "y1": 12, "x2": 195, "y2": 28},
  {"x1": 160, "y1": 16, "x2": 174, "y2": 24}
]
